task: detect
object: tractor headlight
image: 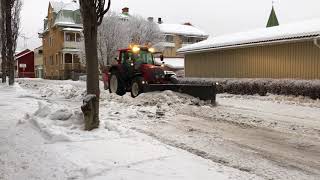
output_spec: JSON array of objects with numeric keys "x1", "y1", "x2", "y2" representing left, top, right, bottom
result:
[
  {"x1": 132, "y1": 46, "x2": 140, "y2": 53},
  {"x1": 148, "y1": 48, "x2": 155, "y2": 53}
]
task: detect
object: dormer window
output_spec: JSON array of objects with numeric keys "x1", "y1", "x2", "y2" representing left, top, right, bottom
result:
[{"x1": 165, "y1": 35, "x2": 174, "y2": 42}]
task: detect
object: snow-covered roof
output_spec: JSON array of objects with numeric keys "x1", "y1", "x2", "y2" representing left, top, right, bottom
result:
[
  {"x1": 55, "y1": 22, "x2": 82, "y2": 28},
  {"x1": 62, "y1": 27, "x2": 82, "y2": 32},
  {"x1": 178, "y1": 18, "x2": 320, "y2": 54},
  {"x1": 48, "y1": 1, "x2": 81, "y2": 29},
  {"x1": 50, "y1": 1, "x2": 79, "y2": 12},
  {"x1": 155, "y1": 58, "x2": 184, "y2": 69},
  {"x1": 159, "y1": 24, "x2": 208, "y2": 37},
  {"x1": 16, "y1": 50, "x2": 33, "y2": 59}
]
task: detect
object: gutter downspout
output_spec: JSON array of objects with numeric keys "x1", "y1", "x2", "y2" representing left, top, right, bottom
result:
[{"x1": 313, "y1": 36, "x2": 320, "y2": 49}]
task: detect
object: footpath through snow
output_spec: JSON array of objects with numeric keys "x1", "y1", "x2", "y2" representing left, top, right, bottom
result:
[{"x1": 0, "y1": 80, "x2": 259, "y2": 180}]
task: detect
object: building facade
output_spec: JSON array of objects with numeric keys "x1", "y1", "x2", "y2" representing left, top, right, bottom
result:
[
  {"x1": 34, "y1": 46, "x2": 44, "y2": 78},
  {"x1": 40, "y1": 0, "x2": 84, "y2": 80},
  {"x1": 178, "y1": 7, "x2": 320, "y2": 80},
  {"x1": 15, "y1": 49, "x2": 35, "y2": 78},
  {"x1": 158, "y1": 22, "x2": 209, "y2": 58}
]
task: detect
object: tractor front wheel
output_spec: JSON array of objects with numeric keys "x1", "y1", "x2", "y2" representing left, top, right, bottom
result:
[
  {"x1": 131, "y1": 77, "x2": 144, "y2": 98},
  {"x1": 109, "y1": 71, "x2": 126, "y2": 96}
]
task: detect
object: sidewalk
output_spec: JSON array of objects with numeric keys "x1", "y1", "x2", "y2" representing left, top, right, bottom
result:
[{"x1": 0, "y1": 83, "x2": 258, "y2": 180}]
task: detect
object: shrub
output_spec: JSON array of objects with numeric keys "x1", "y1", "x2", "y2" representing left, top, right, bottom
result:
[{"x1": 178, "y1": 78, "x2": 320, "y2": 100}]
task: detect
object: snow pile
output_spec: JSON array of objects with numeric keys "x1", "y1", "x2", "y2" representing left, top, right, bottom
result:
[
  {"x1": 28, "y1": 101, "x2": 120, "y2": 143},
  {"x1": 106, "y1": 90, "x2": 210, "y2": 107},
  {"x1": 102, "y1": 90, "x2": 213, "y2": 121},
  {"x1": 38, "y1": 84, "x2": 86, "y2": 99},
  {"x1": 17, "y1": 79, "x2": 86, "y2": 100}
]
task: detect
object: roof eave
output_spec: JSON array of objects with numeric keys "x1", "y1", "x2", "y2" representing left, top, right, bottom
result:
[
  {"x1": 163, "y1": 32, "x2": 208, "y2": 37},
  {"x1": 178, "y1": 35, "x2": 319, "y2": 55}
]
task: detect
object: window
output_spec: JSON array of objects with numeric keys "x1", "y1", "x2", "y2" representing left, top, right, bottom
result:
[
  {"x1": 165, "y1": 35, "x2": 174, "y2": 42},
  {"x1": 65, "y1": 53, "x2": 72, "y2": 64},
  {"x1": 182, "y1": 36, "x2": 196, "y2": 44},
  {"x1": 56, "y1": 54, "x2": 59, "y2": 65},
  {"x1": 121, "y1": 52, "x2": 128, "y2": 64},
  {"x1": 73, "y1": 54, "x2": 80, "y2": 63},
  {"x1": 49, "y1": 56, "x2": 54, "y2": 65},
  {"x1": 76, "y1": 33, "x2": 81, "y2": 42},
  {"x1": 65, "y1": 33, "x2": 75, "y2": 42},
  {"x1": 49, "y1": 37, "x2": 53, "y2": 47}
]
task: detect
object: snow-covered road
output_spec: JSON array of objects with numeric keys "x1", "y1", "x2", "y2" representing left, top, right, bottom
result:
[
  {"x1": 0, "y1": 80, "x2": 260, "y2": 180},
  {"x1": 101, "y1": 84, "x2": 320, "y2": 179}
]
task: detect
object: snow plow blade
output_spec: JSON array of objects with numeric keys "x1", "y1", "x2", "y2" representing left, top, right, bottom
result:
[{"x1": 144, "y1": 84, "x2": 216, "y2": 103}]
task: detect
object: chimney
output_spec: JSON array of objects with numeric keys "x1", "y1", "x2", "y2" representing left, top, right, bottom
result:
[
  {"x1": 183, "y1": 22, "x2": 193, "y2": 26},
  {"x1": 147, "y1": 17, "x2": 154, "y2": 22},
  {"x1": 122, "y1": 7, "x2": 129, "y2": 15},
  {"x1": 158, "y1": 17, "x2": 163, "y2": 24}
]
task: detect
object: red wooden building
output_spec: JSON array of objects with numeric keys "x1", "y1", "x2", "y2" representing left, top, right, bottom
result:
[{"x1": 15, "y1": 49, "x2": 35, "y2": 78}]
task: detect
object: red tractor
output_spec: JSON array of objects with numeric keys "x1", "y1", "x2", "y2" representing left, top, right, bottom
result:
[{"x1": 102, "y1": 45, "x2": 216, "y2": 102}]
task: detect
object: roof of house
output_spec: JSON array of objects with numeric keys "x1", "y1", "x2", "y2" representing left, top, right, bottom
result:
[
  {"x1": 178, "y1": 18, "x2": 320, "y2": 54},
  {"x1": 15, "y1": 49, "x2": 33, "y2": 59},
  {"x1": 50, "y1": 1, "x2": 79, "y2": 12},
  {"x1": 159, "y1": 23, "x2": 208, "y2": 37},
  {"x1": 47, "y1": 1, "x2": 81, "y2": 29}
]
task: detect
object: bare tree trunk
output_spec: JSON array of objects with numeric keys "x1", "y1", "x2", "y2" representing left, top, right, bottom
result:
[
  {"x1": 1, "y1": 42, "x2": 6, "y2": 83},
  {"x1": 79, "y1": 0, "x2": 111, "y2": 130},
  {"x1": 5, "y1": 2, "x2": 14, "y2": 85},
  {"x1": 0, "y1": 0, "x2": 6, "y2": 83},
  {"x1": 80, "y1": 1, "x2": 100, "y2": 130},
  {"x1": 1, "y1": 60, "x2": 7, "y2": 83},
  {"x1": 1, "y1": 0, "x2": 20, "y2": 85}
]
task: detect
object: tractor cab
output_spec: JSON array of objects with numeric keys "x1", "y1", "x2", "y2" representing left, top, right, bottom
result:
[{"x1": 117, "y1": 46, "x2": 156, "y2": 67}]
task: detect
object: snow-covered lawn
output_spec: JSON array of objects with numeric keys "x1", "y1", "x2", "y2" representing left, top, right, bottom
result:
[{"x1": 0, "y1": 79, "x2": 261, "y2": 180}]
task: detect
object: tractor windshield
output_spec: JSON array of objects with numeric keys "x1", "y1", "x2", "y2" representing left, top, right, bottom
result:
[{"x1": 129, "y1": 50, "x2": 154, "y2": 65}]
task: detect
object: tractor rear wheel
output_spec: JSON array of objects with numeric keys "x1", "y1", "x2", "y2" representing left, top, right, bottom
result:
[
  {"x1": 109, "y1": 71, "x2": 126, "y2": 96},
  {"x1": 131, "y1": 77, "x2": 144, "y2": 98}
]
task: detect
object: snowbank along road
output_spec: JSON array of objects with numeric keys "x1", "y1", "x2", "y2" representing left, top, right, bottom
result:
[{"x1": 9, "y1": 79, "x2": 320, "y2": 179}]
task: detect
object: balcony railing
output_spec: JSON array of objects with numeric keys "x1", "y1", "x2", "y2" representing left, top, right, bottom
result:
[{"x1": 64, "y1": 41, "x2": 81, "y2": 49}]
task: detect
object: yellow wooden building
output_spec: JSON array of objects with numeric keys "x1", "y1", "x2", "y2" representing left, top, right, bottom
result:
[
  {"x1": 39, "y1": 0, "x2": 84, "y2": 80},
  {"x1": 178, "y1": 9, "x2": 320, "y2": 80}
]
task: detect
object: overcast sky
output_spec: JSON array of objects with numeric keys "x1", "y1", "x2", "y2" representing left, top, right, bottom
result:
[{"x1": 18, "y1": 0, "x2": 320, "y2": 51}]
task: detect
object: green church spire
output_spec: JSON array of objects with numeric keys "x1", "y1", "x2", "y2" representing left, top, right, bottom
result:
[{"x1": 266, "y1": 2, "x2": 279, "y2": 28}]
